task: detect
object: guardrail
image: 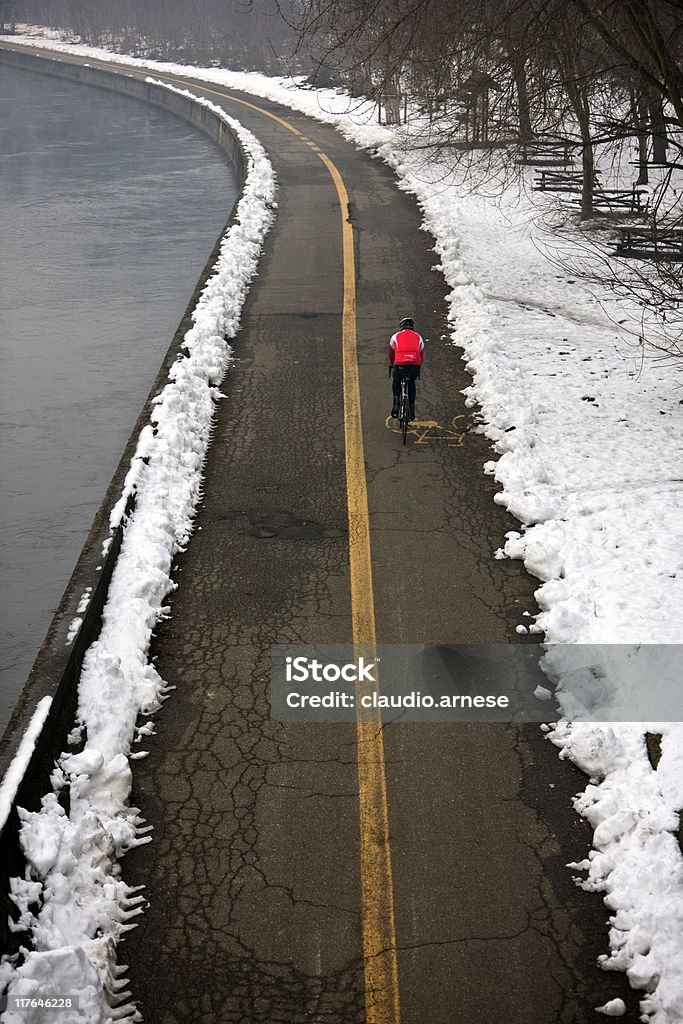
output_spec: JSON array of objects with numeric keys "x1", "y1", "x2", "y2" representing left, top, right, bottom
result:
[{"x1": 0, "y1": 44, "x2": 248, "y2": 953}]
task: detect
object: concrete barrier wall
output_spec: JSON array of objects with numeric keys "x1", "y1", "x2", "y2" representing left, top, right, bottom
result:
[
  {"x1": 0, "y1": 46, "x2": 247, "y2": 951},
  {"x1": 0, "y1": 46, "x2": 246, "y2": 181}
]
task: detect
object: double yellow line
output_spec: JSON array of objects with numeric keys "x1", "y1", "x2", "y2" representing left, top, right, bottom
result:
[{"x1": 141, "y1": 70, "x2": 402, "y2": 1024}]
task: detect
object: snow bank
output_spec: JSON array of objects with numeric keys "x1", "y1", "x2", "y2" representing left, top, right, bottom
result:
[
  {"x1": 0, "y1": 699, "x2": 53, "y2": 834},
  {"x1": 1, "y1": 75, "x2": 276, "y2": 1022},
  {"x1": 4, "y1": 30, "x2": 683, "y2": 1022}
]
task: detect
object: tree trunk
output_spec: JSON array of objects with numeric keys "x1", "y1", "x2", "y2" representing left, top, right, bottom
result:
[
  {"x1": 512, "y1": 56, "x2": 533, "y2": 143},
  {"x1": 383, "y1": 73, "x2": 403, "y2": 125},
  {"x1": 565, "y1": 71, "x2": 595, "y2": 219},
  {"x1": 635, "y1": 92, "x2": 649, "y2": 185},
  {"x1": 649, "y1": 90, "x2": 668, "y2": 164},
  {"x1": 581, "y1": 140, "x2": 595, "y2": 219}
]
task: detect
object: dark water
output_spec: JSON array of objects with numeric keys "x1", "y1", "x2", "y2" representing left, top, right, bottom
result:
[{"x1": 0, "y1": 64, "x2": 238, "y2": 733}]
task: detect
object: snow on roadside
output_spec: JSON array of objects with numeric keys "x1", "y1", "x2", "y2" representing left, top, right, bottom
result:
[
  {"x1": 0, "y1": 699, "x2": 53, "y2": 834},
  {"x1": 0, "y1": 75, "x2": 276, "y2": 1023},
  {"x1": 4, "y1": 29, "x2": 683, "y2": 1022}
]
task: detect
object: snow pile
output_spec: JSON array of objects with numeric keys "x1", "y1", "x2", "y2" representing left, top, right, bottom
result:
[
  {"x1": 551, "y1": 718, "x2": 683, "y2": 1021},
  {"x1": 0, "y1": 699, "x2": 53, "y2": 833},
  {"x1": 66, "y1": 588, "x2": 93, "y2": 647},
  {"x1": 1, "y1": 77, "x2": 276, "y2": 1023},
  {"x1": 4, "y1": 31, "x2": 683, "y2": 1021}
]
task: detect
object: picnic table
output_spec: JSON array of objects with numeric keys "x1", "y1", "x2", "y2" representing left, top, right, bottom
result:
[
  {"x1": 533, "y1": 170, "x2": 647, "y2": 213},
  {"x1": 615, "y1": 226, "x2": 683, "y2": 260},
  {"x1": 517, "y1": 140, "x2": 576, "y2": 166}
]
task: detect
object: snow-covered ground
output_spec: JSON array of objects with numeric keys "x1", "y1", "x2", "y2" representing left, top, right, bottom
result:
[{"x1": 2, "y1": 28, "x2": 683, "y2": 1024}]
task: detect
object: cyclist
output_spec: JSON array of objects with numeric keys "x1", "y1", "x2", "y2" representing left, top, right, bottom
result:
[{"x1": 389, "y1": 316, "x2": 424, "y2": 420}]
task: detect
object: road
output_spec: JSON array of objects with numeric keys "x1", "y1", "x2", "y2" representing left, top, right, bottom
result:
[{"x1": 3, "y1": 46, "x2": 639, "y2": 1024}]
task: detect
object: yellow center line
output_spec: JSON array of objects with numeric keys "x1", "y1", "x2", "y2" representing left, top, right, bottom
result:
[
  {"x1": 190, "y1": 82, "x2": 403, "y2": 1024},
  {"x1": 316, "y1": 149, "x2": 401, "y2": 1024},
  {"x1": 67, "y1": 57, "x2": 401, "y2": 1024}
]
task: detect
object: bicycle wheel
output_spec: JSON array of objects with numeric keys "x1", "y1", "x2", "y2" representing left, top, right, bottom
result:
[{"x1": 399, "y1": 381, "x2": 409, "y2": 445}]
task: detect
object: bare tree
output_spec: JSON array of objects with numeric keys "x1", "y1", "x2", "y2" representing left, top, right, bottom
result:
[
  {"x1": 14, "y1": 0, "x2": 299, "y2": 71},
  {"x1": 14, "y1": 0, "x2": 683, "y2": 354}
]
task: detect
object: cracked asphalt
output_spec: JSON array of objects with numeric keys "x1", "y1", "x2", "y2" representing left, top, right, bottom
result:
[{"x1": 103, "y1": 80, "x2": 642, "y2": 1022}]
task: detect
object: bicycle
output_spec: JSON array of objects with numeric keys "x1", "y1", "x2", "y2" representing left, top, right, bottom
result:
[
  {"x1": 398, "y1": 374, "x2": 410, "y2": 445},
  {"x1": 389, "y1": 364, "x2": 416, "y2": 445}
]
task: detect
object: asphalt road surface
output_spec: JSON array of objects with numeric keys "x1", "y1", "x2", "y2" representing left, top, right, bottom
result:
[{"x1": 5, "y1": 47, "x2": 640, "y2": 1024}]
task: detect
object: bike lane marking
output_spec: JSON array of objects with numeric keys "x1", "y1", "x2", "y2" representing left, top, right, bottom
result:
[
  {"x1": 384, "y1": 416, "x2": 469, "y2": 446},
  {"x1": 142, "y1": 71, "x2": 402, "y2": 1024}
]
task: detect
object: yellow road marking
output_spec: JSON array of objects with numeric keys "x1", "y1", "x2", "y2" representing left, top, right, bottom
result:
[
  {"x1": 316, "y1": 153, "x2": 401, "y2": 1024},
  {"x1": 146, "y1": 70, "x2": 308, "y2": 136},
  {"x1": 385, "y1": 415, "x2": 468, "y2": 446}
]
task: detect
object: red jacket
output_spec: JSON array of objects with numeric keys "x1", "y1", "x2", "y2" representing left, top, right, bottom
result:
[{"x1": 389, "y1": 328, "x2": 424, "y2": 366}]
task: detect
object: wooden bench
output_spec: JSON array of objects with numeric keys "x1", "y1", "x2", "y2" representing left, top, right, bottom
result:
[
  {"x1": 593, "y1": 188, "x2": 647, "y2": 213},
  {"x1": 517, "y1": 141, "x2": 576, "y2": 166},
  {"x1": 615, "y1": 226, "x2": 683, "y2": 260},
  {"x1": 533, "y1": 169, "x2": 595, "y2": 192},
  {"x1": 533, "y1": 172, "x2": 647, "y2": 214}
]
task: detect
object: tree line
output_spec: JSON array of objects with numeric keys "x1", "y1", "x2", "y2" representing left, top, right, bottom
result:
[
  {"x1": 288, "y1": 0, "x2": 683, "y2": 352},
  {"x1": 13, "y1": 0, "x2": 682, "y2": 215},
  {"x1": 11, "y1": 0, "x2": 683, "y2": 349},
  {"x1": 290, "y1": 0, "x2": 683, "y2": 216},
  {"x1": 12, "y1": 0, "x2": 300, "y2": 73}
]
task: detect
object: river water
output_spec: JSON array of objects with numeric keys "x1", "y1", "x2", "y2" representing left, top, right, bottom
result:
[{"x1": 0, "y1": 63, "x2": 238, "y2": 734}]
